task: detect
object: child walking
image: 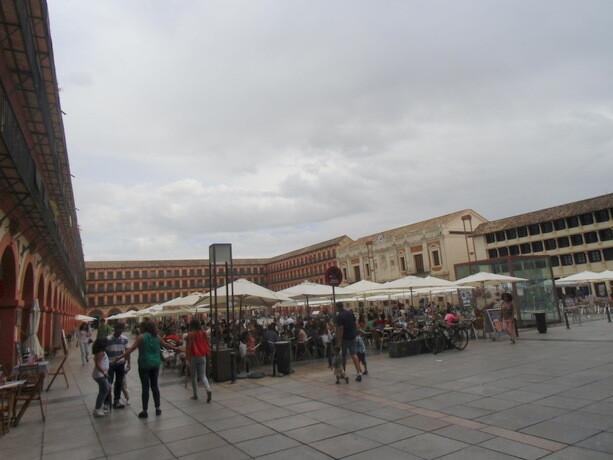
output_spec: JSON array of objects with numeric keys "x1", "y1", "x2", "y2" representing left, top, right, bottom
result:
[
  {"x1": 332, "y1": 346, "x2": 349, "y2": 384},
  {"x1": 355, "y1": 335, "x2": 369, "y2": 376}
]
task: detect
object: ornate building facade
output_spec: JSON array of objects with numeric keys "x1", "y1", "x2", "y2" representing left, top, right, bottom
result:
[{"x1": 0, "y1": 0, "x2": 86, "y2": 370}]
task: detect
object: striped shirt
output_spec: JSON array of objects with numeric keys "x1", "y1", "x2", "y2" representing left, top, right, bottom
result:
[{"x1": 106, "y1": 335, "x2": 129, "y2": 363}]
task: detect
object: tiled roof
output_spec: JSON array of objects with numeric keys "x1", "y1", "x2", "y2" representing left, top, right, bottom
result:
[
  {"x1": 85, "y1": 258, "x2": 268, "y2": 269},
  {"x1": 266, "y1": 236, "x2": 352, "y2": 263},
  {"x1": 473, "y1": 193, "x2": 613, "y2": 235},
  {"x1": 346, "y1": 209, "x2": 476, "y2": 248}
]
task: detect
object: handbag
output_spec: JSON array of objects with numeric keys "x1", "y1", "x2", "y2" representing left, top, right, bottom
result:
[{"x1": 88, "y1": 338, "x2": 93, "y2": 344}]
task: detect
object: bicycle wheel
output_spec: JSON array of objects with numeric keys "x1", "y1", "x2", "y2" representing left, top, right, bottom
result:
[
  {"x1": 425, "y1": 330, "x2": 445, "y2": 354},
  {"x1": 452, "y1": 328, "x2": 469, "y2": 350}
]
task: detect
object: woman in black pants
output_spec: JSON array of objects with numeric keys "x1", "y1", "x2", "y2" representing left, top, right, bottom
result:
[{"x1": 114, "y1": 320, "x2": 181, "y2": 418}]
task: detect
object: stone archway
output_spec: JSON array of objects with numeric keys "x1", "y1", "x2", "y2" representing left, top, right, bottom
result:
[
  {"x1": 0, "y1": 246, "x2": 17, "y2": 305},
  {"x1": 20, "y1": 264, "x2": 35, "y2": 344}
]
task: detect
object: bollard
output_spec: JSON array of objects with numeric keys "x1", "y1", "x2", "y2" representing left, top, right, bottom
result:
[
  {"x1": 230, "y1": 351, "x2": 237, "y2": 383},
  {"x1": 563, "y1": 310, "x2": 570, "y2": 329},
  {"x1": 607, "y1": 306, "x2": 612, "y2": 323}
]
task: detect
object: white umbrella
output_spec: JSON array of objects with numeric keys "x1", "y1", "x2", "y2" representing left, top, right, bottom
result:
[
  {"x1": 556, "y1": 270, "x2": 606, "y2": 285},
  {"x1": 454, "y1": 272, "x2": 528, "y2": 285},
  {"x1": 75, "y1": 314, "x2": 97, "y2": 322},
  {"x1": 343, "y1": 280, "x2": 385, "y2": 295},
  {"x1": 381, "y1": 275, "x2": 459, "y2": 290},
  {"x1": 278, "y1": 280, "x2": 350, "y2": 308},
  {"x1": 134, "y1": 304, "x2": 164, "y2": 317},
  {"x1": 160, "y1": 292, "x2": 206, "y2": 310},
  {"x1": 24, "y1": 299, "x2": 44, "y2": 358},
  {"x1": 597, "y1": 270, "x2": 613, "y2": 281}
]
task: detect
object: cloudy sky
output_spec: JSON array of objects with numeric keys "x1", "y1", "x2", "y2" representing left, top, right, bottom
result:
[{"x1": 47, "y1": 1, "x2": 612, "y2": 261}]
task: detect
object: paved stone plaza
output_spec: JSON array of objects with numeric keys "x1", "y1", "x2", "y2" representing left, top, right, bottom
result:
[{"x1": 1, "y1": 319, "x2": 613, "y2": 459}]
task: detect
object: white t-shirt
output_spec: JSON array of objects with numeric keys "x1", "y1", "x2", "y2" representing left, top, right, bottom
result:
[{"x1": 92, "y1": 353, "x2": 109, "y2": 379}]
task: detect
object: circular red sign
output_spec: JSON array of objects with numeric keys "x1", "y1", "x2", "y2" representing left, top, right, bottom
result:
[{"x1": 325, "y1": 266, "x2": 343, "y2": 287}]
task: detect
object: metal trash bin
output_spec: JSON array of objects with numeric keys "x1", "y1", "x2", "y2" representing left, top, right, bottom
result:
[
  {"x1": 273, "y1": 341, "x2": 292, "y2": 376},
  {"x1": 211, "y1": 348, "x2": 236, "y2": 382},
  {"x1": 533, "y1": 312, "x2": 547, "y2": 334}
]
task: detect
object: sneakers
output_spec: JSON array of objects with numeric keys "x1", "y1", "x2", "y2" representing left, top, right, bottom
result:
[
  {"x1": 345, "y1": 377, "x2": 349, "y2": 384},
  {"x1": 206, "y1": 391, "x2": 212, "y2": 403},
  {"x1": 113, "y1": 402, "x2": 125, "y2": 409},
  {"x1": 93, "y1": 409, "x2": 105, "y2": 417},
  {"x1": 356, "y1": 374, "x2": 362, "y2": 382},
  {"x1": 155, "y1": 408, "x2": 162, "y2": 416},
  {"x1": 191, "y1": 394, "x2": 198, "y2": 400},
  {"x1": 363, "y1": 371, "x2": 369, "y2": 376},
  {"x1": 138, "y1": 411, "x2": 148, "y2": 418},
  {"x1": 336, "y1": 380, "x2": 340, "y2": 384},
  {"x1": 103, "y1": 404, "x2": 109, "y2": 414},
  {"x1": 124, "y1": 396, "x2": 130, "y2": 405}
]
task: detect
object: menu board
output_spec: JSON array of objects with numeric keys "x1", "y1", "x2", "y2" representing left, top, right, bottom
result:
[{"x1": 485, "y1": 308, "x2": 504, "y2": 335}]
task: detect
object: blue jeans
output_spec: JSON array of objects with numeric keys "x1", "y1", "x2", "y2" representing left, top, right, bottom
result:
[
  {"x1": 79, "y1": 342, "x2": 89, "y2": 363},
  {"x1": 189, "y1": 356, "x2": 211, "y2": 395},
  {"x1": 93, "y1": 376, "x2": 110, "y2": 410}
]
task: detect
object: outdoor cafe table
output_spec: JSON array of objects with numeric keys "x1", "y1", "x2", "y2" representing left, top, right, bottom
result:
[
  {"x1": 11, "y1": 361, "x2": 51, "y2": 376},
  {"x1": 0, "y1": 379, "x2": 26, "y2": 430}
]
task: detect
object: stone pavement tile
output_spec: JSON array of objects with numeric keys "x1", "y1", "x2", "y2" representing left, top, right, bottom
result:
[
  {"x1": 411, "y1": 397, "x2": 455, "y2": 411},
  {"x1": 551, "y1": 411, "x2": 613, "y2": 431},
  {"x1": 106, "y1": 444, "x2": 175, "y2": 460},
  {"x1": 390, "y1": 432, "x2": 468, "y2": 459},
  {"x1": 42, "y1": 443, "x2": 106, "y2": 460},
  {"x1": 338, "y1": 399, "x2": 383, "y2": 412},
  {"x1": 262, "y1": 414, "x2": 320, "y2": 432},
  {"x1": 432, "y1": 380, "x2": 477, "y2": 391},
  {"x1": 42, "y1": 433, "x2": 104, "y2": 456},
  {"x1": 556, "y1": 387, "x2": 612, "y2": 401},
  {"x1": 165, "y1": 432, "x2": 228, "y2": 457},
  {"x1": 247, "y1": 406, "x2": 294, "y2": 422},
  {"x1": 189, "y1": 407, "x2": 239, "y2": 423},
  {"x1": 460, "y1": 384, "x2": 508, "y2": 397},
  {"x1": 440, "y1": 415, "x2": 487, "y2": 430},
  {"x1": 432, "y1": 424, "x2": 495, "y2": 444},
  {"x1": 296, "y1": 406, "x2": 356, "y2": 422},
  {"x1": 284, "y1": 422, "x2": 347, "y2": 443},
  {"x1": 0, "y1": 443, "x2": 43, "y2": 460},
  {"x1": 202, "y1": 414, "x2": 253, "y2": 431},
  {"x1": 234, "y1": 433, "x2": 300, "y2": 457},
  {"x1": 155, "y1": 422, "x2": 211, "y2": 442},
  {"x1": 541, "y1": 445, "x2": 613, "y2": 459},
  {"x1": 217, "y1": 422, "x2": 276, "y2": 443},
  {"x1": 146, "y1": 414, "x2": 197, "y2": 432},
  {"x1": 344, "y1": 445, "x2": 422, "y2": 460},
  {"x1": 257, "y1": 444, "x2": 333, "y2": 459},
  {"x1": 235, "y1": 401, "x2": 278, "y2": 415},
  {"x1": 534, "y1": 395, "x2": 594, "y2": 411},
  {"x1": 328, "y1": 413, "x2": 386, "y2": 431},
  {"x1": 464, "y1": 397, "x2": 521, "y2": 411},
  {"x1": 178, "y1": 443, "x2": 250, "y2": 460},
  {"x1": 366, "y1": 406, "x2": 413, "y2": 421},
  {"x1": 436, "y1": 445, "x2": 518, "y2": 460},
  {"x1": 502, "y1": 403, "x2": 569, "y2": 422},
  {"x1": 440, "y1": 404, "x2": 493, "y2": 420},
  {"x1": 430, "y1": 391, "x2": 484, "y2": 406},
  {"x1": 310, "y1": 433, "x2": 381, "y2": 458},
  {"x1": 578, "y1": 400, "x2": 613, "y2": 416},
  {"x1": 490, "y1": 389, "x2": 547, "y2": 403},
  {"x1": 355, "y1": 421, "x2": 422, "y2": 444},
  {"x1": 396, "y1": 415, "x2": 451, "y2": 431},
  {"x1": 479, "y1": 436, "x2": 550, "y2": 459},
  {"x1": 285, "y1": 400, "x2": 329, "y2": 413},
  {"x1": 520, "y1": 420, "x2": 600, "y2": 444},
  {"x1": 273, "y1": 395, "x2": 311, "y2": 406},
  {"x1": 520, "y1": 383, "x2": 574, "y2": 395},
  {"x1": 576, "y1": 432, "x2": 613, "y2": 454},
  {"x1": 475, "y1": 411, "x2": 543, "y2": 431},
  {"x1": 101, "y1": 430, "x2": 162, "y2": 456}
]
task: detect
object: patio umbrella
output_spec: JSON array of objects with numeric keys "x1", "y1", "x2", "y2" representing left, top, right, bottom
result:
[
  {"x1": 455, "y1": 271, "x2": 528, "y2": 309},
  {"x1": 374, "y1": 275, "x2": 458, "y2": 306},
  {"x1": 197, "y1": 278, "x2": 291, "y2": 320},
  {"x1": 24, "y1": 299, "x2": 44, "y2": 358},
  {"x1": 278, "y1": 281, "x2": 350, "y2": 308},
  {"x1": 75, "y1": 314, "x2": 97, "y2": 322},
  {"x1": 160, "y1": 292, "x2": 206, "y2": 310},
  {"x1": 555, "y1": 270, "x2": 606, "y2": 285}
]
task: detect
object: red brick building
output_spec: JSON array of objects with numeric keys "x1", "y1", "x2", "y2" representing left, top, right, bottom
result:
[{"x1": 0, "y1": 1, "x2": 86, "y2": 370}]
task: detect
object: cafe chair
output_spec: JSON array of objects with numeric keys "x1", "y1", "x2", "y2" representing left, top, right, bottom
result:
[
  {"x1": 370, "y1": 329, "x2": 389, "y2": 352},
  {"x1": 13, "y1": 365, "x2": 45, "y2": 427},
  {"x1": 294, "y1": 339, "x2": 312, "y2": 361}
]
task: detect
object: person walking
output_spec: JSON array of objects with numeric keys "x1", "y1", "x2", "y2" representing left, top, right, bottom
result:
[
  {"x1": 92, "y1": 337, "x2": 110, "y2": 417},
  {"x1": 501, "y1": 292, "x2": 517, "y2": 344},
  {"x1": 113, "y1": 320, "x2": 181, "y2": 418},
  {"x1": 185, "y1": 319, "x2": 212, "y2": 402},
  {"x1": 97, "y1": 318, "x2": 111, "y2": 339},
  {"x1": 105, "y1": 324, "x2": 130, "y2": 409},
  {"x1": 335, "y1": 302, "x2": 363, "y2": 382},
  {"x1": 76, "y1": 322, "x2": 92, "y2": 364}
]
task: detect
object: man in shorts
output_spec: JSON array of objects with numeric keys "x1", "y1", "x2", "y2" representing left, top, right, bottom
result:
[{"x1": 335, "y1": 302, "x2": 363, "y2": 382}]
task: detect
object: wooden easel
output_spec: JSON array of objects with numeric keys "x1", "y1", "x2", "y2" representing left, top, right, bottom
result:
[{"x1": 45, "y1": 330, "x2": 69, "y2": 391}]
